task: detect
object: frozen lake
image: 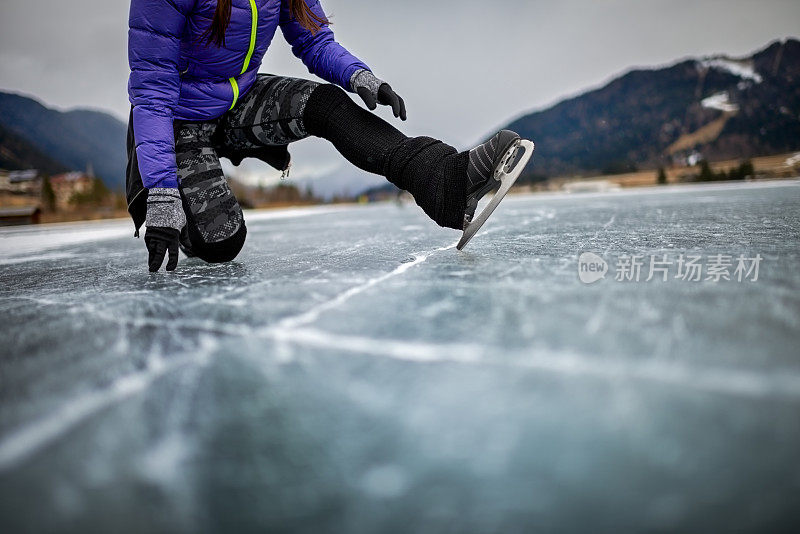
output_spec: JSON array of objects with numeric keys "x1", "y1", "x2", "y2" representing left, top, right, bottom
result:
[{"x1": 1, "y1": 180, "x2": 799, "y2": 532}]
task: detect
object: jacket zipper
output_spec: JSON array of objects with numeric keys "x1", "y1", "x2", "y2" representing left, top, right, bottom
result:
[
  {"x1": 228, "y1": 0, "x2": 258, "y2": 110},
  {"x1": 228, "y1": 77, "x2": 240, "y2": 110}
]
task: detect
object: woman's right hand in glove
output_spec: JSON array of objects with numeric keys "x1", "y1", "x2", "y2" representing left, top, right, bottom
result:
[
  {"x1": 144, "y1": 188, "x2": 186, "y2": 272},
  {"x1": 350, "y1": 69, "x2": 407, "y2": 121}
]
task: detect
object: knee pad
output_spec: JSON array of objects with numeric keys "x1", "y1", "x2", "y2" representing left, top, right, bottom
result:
[
  {"x1": 188, "y1": 222, "x2": 247, "y2": 264},
  {"x1": 179, "y1": 170, "x2": 244, "y2": 245}
]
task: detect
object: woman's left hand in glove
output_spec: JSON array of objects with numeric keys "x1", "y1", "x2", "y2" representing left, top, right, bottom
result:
[
  {"x1": 144, "y1": 188, "x2": 186, "y2": 272},
  {"x1": 350, "y1": 69, "x2": 407, "y2": 121}
]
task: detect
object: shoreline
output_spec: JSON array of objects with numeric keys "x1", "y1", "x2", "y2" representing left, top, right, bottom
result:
[{"x1": 2, "y1": 175, "x2": 798, "y2": 228}]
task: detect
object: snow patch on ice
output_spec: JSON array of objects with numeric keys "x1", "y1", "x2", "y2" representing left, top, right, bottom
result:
[
  {"x1": 0, "y1": 220, "x2": 131, "y2": 257},
  {"x1": 0, "y1": 205, "x2": 343, "y2": 260},
  {"x1": 0, "y1": 251, "x2": 76, "y2": 265},
  {"x1": 700, "y1": 57, "x2": 763, "y2": 83},
  {"x1": 701, "y1": 91, "x2": 739, "y2": 113},
  {"x1": 244, "y1": 204, "x2": 350, "y2": 223}
]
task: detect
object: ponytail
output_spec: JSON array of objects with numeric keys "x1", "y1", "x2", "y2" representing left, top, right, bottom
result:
[
  {"x1": 288, "y1": 0, "x2": 329, "y2": 34},
  {"x1": 203, "y1": 0, "x2": 232, "y2": 47},
  {"x1": 204, "y1": 0, "x2": 329, "y2": 47}
]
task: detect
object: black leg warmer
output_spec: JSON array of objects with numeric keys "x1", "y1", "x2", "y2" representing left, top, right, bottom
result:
[
  {"x1": 304, "y1": 84, "x2": 405, "y2": 175},
  {"x1": 304, "y1": 84, "x2": 468, "y2": 229},
  {"x1": 384, "y1": 137, "x2": 468, "y2": 230}
]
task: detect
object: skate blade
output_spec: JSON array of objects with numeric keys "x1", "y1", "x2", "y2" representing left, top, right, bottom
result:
[{"x1": 457, "y1": 139, "x2": 534, "y2": 251}]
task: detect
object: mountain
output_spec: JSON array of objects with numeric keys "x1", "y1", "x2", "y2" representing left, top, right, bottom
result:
[
  {"x1": 293, "y1": 165, "x2": 385, "y2": 200},
  {"x1": 0, "y1": 123, "x2": 68, "y2": 175},
  {"x1": 0, "y1": 92, "x2": 127, "y2": 190},
  {"x1": 3, "y1": 38, "x2": 797, "y2": 195},
  {"x1": 502, "y1": 38, "x2": 800, "y2": 179}
]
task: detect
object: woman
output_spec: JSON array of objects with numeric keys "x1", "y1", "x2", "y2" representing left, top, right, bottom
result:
[{"x1": 127, "y1": 0, "x2": 532, "y2": 272}]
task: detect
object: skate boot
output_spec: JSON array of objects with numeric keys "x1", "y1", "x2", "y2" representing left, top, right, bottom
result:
[{"x1": 457, "y1": 130, "x2": 535, "y2": 250}]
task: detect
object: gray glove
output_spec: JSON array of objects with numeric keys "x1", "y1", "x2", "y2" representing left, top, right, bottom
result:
[
  {"x1": 350, "y1": 69, "x2": 407, "y2": 121},
  {"x1": 145, "y1": 188, "x2": 186, "y2": 272},
  {"x1": 146, "y1": 188, "x2": 185, "y2": 230}
]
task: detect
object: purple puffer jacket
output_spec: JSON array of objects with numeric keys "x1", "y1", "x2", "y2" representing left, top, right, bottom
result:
[{"x1": 128, "y1": 0, "x2": 369, "y2": 189}]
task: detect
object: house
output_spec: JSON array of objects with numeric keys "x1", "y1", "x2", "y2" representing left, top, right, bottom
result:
[
  {"x1": 50, "y1": 172, "x2": 93, "y2": 207},
  {"x1": 0, "y1": 205, "x2": 41, "y2": 226},
  {"x1": 1, "y1": 169, "x2": 42, "y2": 195}
]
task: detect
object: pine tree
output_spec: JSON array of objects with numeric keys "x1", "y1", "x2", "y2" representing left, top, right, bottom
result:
[
  {"x1": 90, "y1": 177, "x2": 109, "y2": 201},
  {"x1": 657, "y1": 167, "x2": 667, "y2": 185},
  {"x1": 41, "y1": 175, "x2": 56, "y2": 212},
  {"x1": 698, "y1": 160, "x2": 715, "y2": 182},
  {"x1": 739, "y1": 160, "x2": 755, "y2": 179}
]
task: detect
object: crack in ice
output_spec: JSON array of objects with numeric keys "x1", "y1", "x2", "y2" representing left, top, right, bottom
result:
[
  {"x1": 0, "y1": 338, "x2": 216, "y2": 472},
  {"x1": 269, "y1": 327, "x2": 800, "y2": 400},
  {"x1": 270, "y1": 242, "x2": 458, "y2": 331}
]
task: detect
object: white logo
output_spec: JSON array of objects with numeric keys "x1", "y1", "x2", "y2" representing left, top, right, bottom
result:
[{"x1": 578, "y1": 252, "x2": 608, "y2": 284}]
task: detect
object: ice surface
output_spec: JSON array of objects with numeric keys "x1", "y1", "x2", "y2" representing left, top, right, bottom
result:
[{"x1": 1, "y1": 181, "x2": 799, "y2": 531}]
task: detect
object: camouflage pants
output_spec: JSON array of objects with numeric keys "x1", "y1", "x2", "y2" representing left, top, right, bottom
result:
[{"x1": 176, "y1": 75, "x2": 319, "y2": 250}]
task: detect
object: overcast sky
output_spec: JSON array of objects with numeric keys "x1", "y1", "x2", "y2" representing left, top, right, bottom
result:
[{"x1": 1, "y1": 0, "x2": 798, "y2": 183}]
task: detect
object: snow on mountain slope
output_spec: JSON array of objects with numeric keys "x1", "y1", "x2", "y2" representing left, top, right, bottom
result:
[
  {"x1": 700, "y1": 57, "x2": 763, "y2": 83},
  {"x1": 701, "y1": 91, "x2": 739, "y2": 113}
]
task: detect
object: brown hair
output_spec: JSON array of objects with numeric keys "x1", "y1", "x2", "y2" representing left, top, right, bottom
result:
[{"x1": 204, "y1": 0, "x2": 329, "y2": 47}]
